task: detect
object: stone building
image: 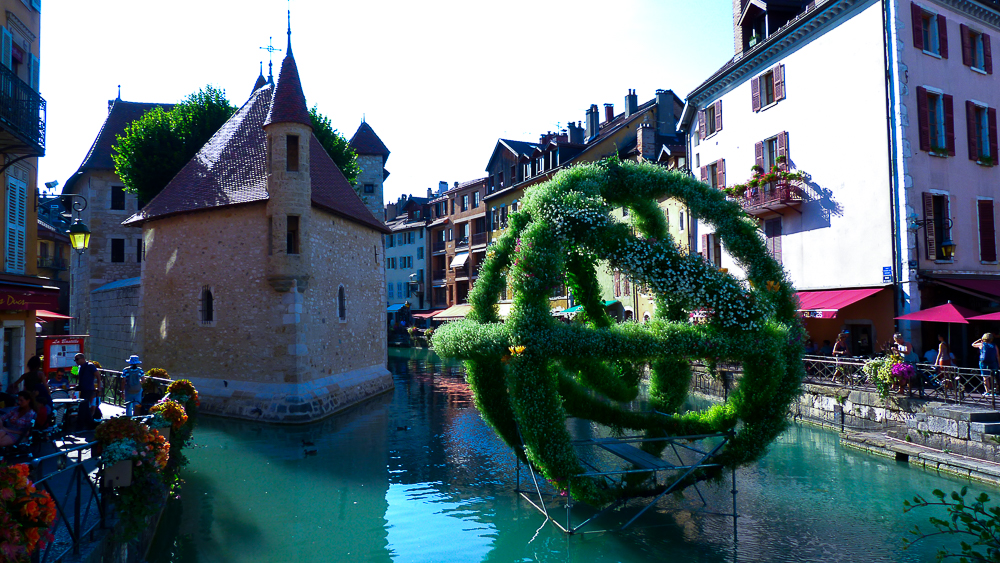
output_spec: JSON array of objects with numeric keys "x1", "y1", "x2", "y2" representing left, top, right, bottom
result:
[
  {"x1": 350, "y1": 121, "x2": 390, "y2": 220},
  {"x1": 124, "y1": 38, "x2": 392, "y2": 423},
  {"x1": 63, "y1": 98, "x2": 173, "y2": 366}
]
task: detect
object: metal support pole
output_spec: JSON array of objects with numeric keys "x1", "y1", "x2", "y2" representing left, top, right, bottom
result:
[
  {"x1": 74, "y1": 466, "x2": 82, "y2": 554},
  {"x1": 731, "y1": 466, "x2": 738, "y2": 542}
]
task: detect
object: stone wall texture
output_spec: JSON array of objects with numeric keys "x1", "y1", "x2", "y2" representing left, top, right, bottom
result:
[
  {"x1": 355, "y1": 154, "x2": 384, "y2": 220},
  {"x1": 89, "y1": 280, "x2": 142, "y2": 370}
]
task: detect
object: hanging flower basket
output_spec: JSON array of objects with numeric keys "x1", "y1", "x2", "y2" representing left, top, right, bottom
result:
[{"x1": 104, "y1": 460, "x2": 132, "y2": 488}]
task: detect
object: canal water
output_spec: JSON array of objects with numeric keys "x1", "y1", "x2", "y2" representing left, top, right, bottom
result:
[{"x1": 149, "y1": 348, "x2": 983, "y2": 562}]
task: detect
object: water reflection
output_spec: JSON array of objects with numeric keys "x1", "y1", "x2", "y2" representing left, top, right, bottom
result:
[{"x1": 149, "y1": 348, "x2": 989, "y2": 562}]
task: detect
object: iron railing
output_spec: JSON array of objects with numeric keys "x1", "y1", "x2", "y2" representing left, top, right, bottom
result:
[
  {"x1": 471, "y1": 232, "x2": 488, "y2": 246},
  {"x1": 432, "y1": 241, "x2": 446, "y2": 253},
  {"x1": 29, "y1": 442, "x2": 103, "y2": 562},
  {"x1": 738, "y1": 184, "x2": 804, "y2": 213},
  {"x1": 432, "y1": 269, "x2": 445, "y2": 281},
  {"x1": 0, "y1": 61, "x2": 46, "y2": 154},
  {"x1": 36, "y1": 256, "x2": 67, "y2": 270}
]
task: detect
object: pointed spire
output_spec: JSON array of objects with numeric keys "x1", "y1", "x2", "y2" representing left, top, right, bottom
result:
[
  {"x1": 252, "y1": 63, "x2": 267, "y2": 95},
  {"x1": 263, "y1": 46, "x2": 311, "y2": 128},
  {"x1": 286, "y1": 6, "x2": 292, "y2": 55}
]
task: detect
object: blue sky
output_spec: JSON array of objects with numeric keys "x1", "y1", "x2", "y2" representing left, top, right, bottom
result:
[{"x1": 40, "y1": 0, "x2": 735, "y2": 205}]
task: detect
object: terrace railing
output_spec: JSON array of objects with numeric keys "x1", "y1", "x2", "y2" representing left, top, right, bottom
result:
[{"x1": 29, "y1": 442, "x2": 104, "y2": 562}]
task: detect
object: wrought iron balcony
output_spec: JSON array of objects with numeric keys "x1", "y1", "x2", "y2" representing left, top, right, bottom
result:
[
  {"x1": 456, "y1": 237, "x2": 469, "y2": 250},
  {"x1": 0, "y1": 63, "x2": 45, "y2": 156},
  {"x1": 738, "y1": 183, "x2": 804, "y2": 216},
  {"x1": 432, "y1": 269, "x2": 446, "y2": 282},
  {"x1": 37, "y1": 256, "x2": 67, "y2": 270},
  {"x1": 432, "y1": 241, "x2": 446, "y2": 253}
]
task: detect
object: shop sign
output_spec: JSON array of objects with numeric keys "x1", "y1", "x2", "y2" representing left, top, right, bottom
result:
[{"x1": 0, "y1": 287, "x2": 59, "y2": 310}]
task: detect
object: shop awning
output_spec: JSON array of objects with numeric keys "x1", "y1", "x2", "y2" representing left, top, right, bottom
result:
[
  {"x1": 436, "y1": 304, "x2": 472, "y2": 320},
  {"x1": 969, "y1": 312, "x2": 1000, "y2": 321},
  {"x1": 36, "y1": 310, "x2": 73, "y2": 320},
  {"x1": 560, "y1": 305, "x2": 583, "y2": 315},
  {"x1": 937, "y1": 279, "x2": 1000, "y2": 299},
  {"x1": 796, "y1": 288, "x2": 884, "y2": 319},
  {"x1": 451, "y1": 253, "x2": 469, "y2": 268},
  {"x1": 387, "y1": 303, "x2": 409, "y2": 313},
  {"x1": 413, "y1": 310, "x2": 444, "y2": 319},
  {"x1": 0, "y1": 284, "x2": 59, "y2": 311},
  {"x1": 895, "y1": 303, "x2": 979, "y2": 324}
]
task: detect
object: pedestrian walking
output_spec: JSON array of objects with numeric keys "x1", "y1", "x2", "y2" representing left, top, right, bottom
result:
[
  {"x1": 973, "y1": 333, "x2": 1000, "y2": 397},
  {"x1": 121, "y1": 355, "x2": 144, "y2": 417},
  {"x1": 74, "y1": 353, "x2": 100, "y2": 430}
]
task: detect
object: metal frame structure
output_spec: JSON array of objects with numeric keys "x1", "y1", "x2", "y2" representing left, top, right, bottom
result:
[{"x1": 514, "y1": 431, "x2": 738, "y2": 535}]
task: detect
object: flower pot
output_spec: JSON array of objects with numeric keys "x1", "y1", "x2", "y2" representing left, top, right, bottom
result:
[{"x1": 104, "y1": 460, "x2": 132, "y2": 488}]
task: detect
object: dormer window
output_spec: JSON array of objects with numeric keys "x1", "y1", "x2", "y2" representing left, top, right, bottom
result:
[{"x1": 287, "y1": 135, "x2": 299, "y2": 171}]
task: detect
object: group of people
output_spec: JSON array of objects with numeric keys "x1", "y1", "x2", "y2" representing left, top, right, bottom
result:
[{"x1": 0, "y1": 353, "x2": 147, "y2": 449}]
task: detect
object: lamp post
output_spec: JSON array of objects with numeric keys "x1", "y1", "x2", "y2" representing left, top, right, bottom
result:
[
  {"x1": 47, "y1": 192, "x2": 90, "y2": 335},
  {"x1": 906, "y1": 212, "x2": 956, "y2": 263}
]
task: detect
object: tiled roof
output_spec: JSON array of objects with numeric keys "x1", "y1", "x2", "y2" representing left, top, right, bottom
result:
[
  {"x1": 124, "y1": 83, "x2": 388, "y2": 233},
  {"x1": 349, "y1": 121, "x2": 390, "y2": 157},
  {"x1": 64, "y1": 99, "x2": 174, "y2": 193},
  {"x1": 92, "y1": 277, "x2": 141, "y2": 293},
  {"x1": 264, "y1": 50, "x2": 311, "y2": 128},
  {"x1": 252, "y1": 72, "x2": 267, "y2": 96},
  {"x1": 499, "y1": 139, "x2": 537, "y2": 158}
]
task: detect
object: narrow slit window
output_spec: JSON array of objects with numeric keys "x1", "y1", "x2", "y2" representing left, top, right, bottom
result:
[
  {"x1": 338, "y1": 286, "x2": 346, "y2": 320},
  {"x1": 287, "y1": 135, "x2": 299, "y2": 172},
  {"x1": 201, "y1": 286, "x2": 214, "y2": 323},
  {"x1": 287, "y1": 215, "x2": 300, "y2": 255}
]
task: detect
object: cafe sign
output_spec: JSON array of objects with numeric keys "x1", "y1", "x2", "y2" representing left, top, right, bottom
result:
[{"x1": 0, "y1": 286, "x2": 59, "y2": 310}]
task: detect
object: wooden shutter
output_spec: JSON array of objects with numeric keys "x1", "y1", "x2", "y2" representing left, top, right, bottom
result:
[
  {"x1": 717, "y1": 159, "x2": 726, "y2": 188},
  {"x1": 990, "y1": 107, "x2": 998, "y2": 163},
  {"x1": 5, "y1": 177, "x2": 24, "y2": 274},
  {"x1": 752, "y1": 77, "x2": 761, "y2": 112},
  {"x1": 774, "y1": 64, "x2": 785, "y2": 101},
  {"x1": 986, "y1": 33, "x2": 994, "y2": 74},
  {"x1": 28, "y1": 54, "x2": 38, "y2": 92},
  {"x1": 700, "y1": 166, "x2": 708, "y2": 183},
  {"x1": 916, "y1": 87, "x2": 930, "y2": 151},
  {"x1": 980, "y1": 200, "x2": 997, "y2": 262},
  {"x1": 0, "y1": 28, "x2": 11, "y2": 70},
  {"x1": 923, "y1": 192, "x2": 936, "y2": 260},
  {"x1": 701, "y1": 234, "x2": 709, "y2": 259},
  {"x1": 777, "y1": 132, "x2": 789, "y2": 160},
  {"x1": 938, "y1": 14, "x2": 948, "y2": 58},
  {"x1": 961, "y1": 24, "x2": 973, "y2": 66},
  {"x1": 614, "y1": 270, "x2": 621, "y2": 296},
  {"x1": 911, "y1": 3, "x2": 924, "y2": 50},
  {"x1": 755, "y1": 141, "x2": 764, "y2": 168},
  {"x1": 764, "y1": 219, "x2": 782, "y2": 264},
  {"x1": 714, "y1": 100, "x2": 723, "y2": 132},
  {"x1": 698, "y1": 110, "x2": 706, "y2": 139},
  {"x1": 967, "y1": 101, "x2": 979, "y2": 160},
  {"x1": 944, "y1": 94, "x2": 955, "y2": 155}
]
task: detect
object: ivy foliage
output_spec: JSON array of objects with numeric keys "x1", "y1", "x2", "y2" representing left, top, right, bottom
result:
[{"x1": 433, "y1": 159, "x2": 804, "y2": 506}]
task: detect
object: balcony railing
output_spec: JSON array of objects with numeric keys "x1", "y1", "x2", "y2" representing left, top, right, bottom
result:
[
  {"x1": 432, "y1": 241, "x2": 446, "y2": 253},
  {"x1": 432, "y1": 269, "x2": 446, "y2": 282},
  {"x1": 456, "y1": 237, "x2": 469, "y2": 249},
  {"x1": 738, "y1": 183, "x2": 804, "y2": 216},
  {"x1": 454, "y1": 265, "x2": 470, "y2": 279},
  {"x1": 37, "y1": 256, "x2": 66, "y2": 270},
  {"x1": 0, "y1": 62, "x2": 46, "y2": 155},
  {"x1": 471, "y1": 232, "x2": 488, "y2": 246}
]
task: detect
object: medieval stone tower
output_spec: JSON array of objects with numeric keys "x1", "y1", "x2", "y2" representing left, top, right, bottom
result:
[{"x1": 349, "y1": 121, "x2": 390, "y2": 220}]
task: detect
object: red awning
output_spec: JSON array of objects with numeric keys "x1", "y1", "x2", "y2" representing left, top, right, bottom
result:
[
  {"x1": 0, "y1": 285, "x2": 59, "y2": 311},
  {"x1": 895, "y1": 303, "x2": 980, "y2": 324},
  {"x1": 796, "y1": 288, "x2": 884, "y2": 319},
  {"x1": 967, "y1": 312, "x2": 1000, "y2": 321},
  {"x1": 413, "y1": 310, "x2": 444, "y2": 319},
  {"x1": 36, "y1": 310, "x2": 73, "y2": 320},
  {"x1": 940, "y1": 279, "x2": 1000, "y2": 298}
]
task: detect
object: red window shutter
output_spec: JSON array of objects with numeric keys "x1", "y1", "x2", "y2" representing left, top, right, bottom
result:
[
  {"x1": 715, "y1": 100, "x2": 723, "y2": 132},
  {"x1": 700, "y1": 166, "x2": 708, "y2": 182},
  {"x1": 923, "y1": 192, "x2": 937, "y2": 260},
  {"x1": 938, "y1": 14, "x2": 948, "y2": 58},
  {"x1": 774, "y1": 64, "x2": 785, "y2": 101},
  {"x1": 614, "y1": 270, "x2": 620, "y2": 296},
  {"x1": 916, "y1": 87, "x2": 930, "y2": 151},
  {"x1": 701, "y1": 234, "x2": 709, "y2": 259},
  {"x1": 961, "y1": 24, "x2": 973, "y2": 66},
  {"x1": 755, "y1": 141, "x2": 764, "y2": 168},
  {"x1": 986, "y1": 33, "x2": 994, "y2": 74},
  {"x1": 623, "y1": 276, "x2": 630, "y2": 296},
  {"x1": 777, "y1": 132, "x2": 789, "y2": 160},
  {"x1": 752, "y1": 77, "x2": 761, "y2": 112},
  {"x1": 980, "y1": 200, "x2": 998, "y2": 261},
  {"x1": 911, "y1": 3, "x2": 924, "y2": 50},
  {"x1": 967, "y1": 100, "x2": 979, "y2": 160},
  {"x1": 990, "y1": 107, "x2": 998, "y2": 163},
  {"x1": 943, "y1": 94, "x2": 955, "y2": 155},
  {"x1": 698, "y1": 109, "x2": 706, "y2": 139},
  {"x1": 717, "y1": 159, "x2": 726, "y2": 188}
]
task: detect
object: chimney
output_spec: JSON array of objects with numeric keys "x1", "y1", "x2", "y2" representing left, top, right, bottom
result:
[
  {"x1": 439, "y1": 181, "x2": 448, "y2": 193},
  {"x1": 568, "y1": 122, "x2": 584, "y2": 144},
  {"x1": 638, "y1": 119, "x2": 656, "y2": 161},
  {"x1": 427, "y1": 187, "x2": 432, "y2": 198},
  {"x1": 625, "y1": 89, "x2": 638, "y2": 117},
  {"x1": 585, "y1": 105, "x2": 599, "y2": 141},
  {"x1": 604, "y1": 103, "x2": 615, "y2": 123},
  {"x1": 655, "y1": 89, "x2": 676, "y2": 137},
  {"x1": 453, "y1": 181, "x2": 458, "y2": 189}
]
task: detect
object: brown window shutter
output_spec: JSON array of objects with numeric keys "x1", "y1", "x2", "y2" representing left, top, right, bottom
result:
[
  {"x1": 715, "y1": 100, "x2": 723, "y2": 132},
  {"x1": 698, "y1": 109, "x2": 706, "y2": 139},
  {"x1": 614, "y1": 270, "x2": 620, "y2": 296},
  {"x1": 774, "y1": 64, "x2": 785, "y2": 101},
  {"x1": 778, "y1": 132, "x2": 789, "y2": 160},
  {"x1": 943, "y1": 94, "x2": 955, "y2": 155},
  {"x1": 701, "y1": 234, "x2": 709, "y2": 259},
  {"x1": 755, "y1": 141, "x2": 764, "y2": 168},
  {"x1": 911, "y1": 3, "x2": 924, "y2": 50},
  {"x1": 717, "y1": 159, "x2": 726, "y2": 188},
  {"x1": 700, "y1": 166, "x2": 708, "y2": 182},
  {"x1": 938, "y1": 14, "x2": 948, "y2": 58},
  {"x1": 986, "y1": 33, "x2": 994, "y2": 74},
  {"x1": 961, "y1": 24, "x2": 973, "y2": 66},
  {"x1": 752, "y1": 77, "x2": 761, "y2": 112},
  {"x1": 916, "y1": 87, "x2": 930, "y2": 151},
  {"x1": 967, "y1": 100, "x2": 979, "y2": 160},
  {"x1": 923, "y1": 192, "x2": 937, "y2": 259},
  {"x1": 980, "y1": 200, "x2": 997, "y2": 261},
  {"x1": 990, "y1": 107, "x2": 999, "y2": 163}
]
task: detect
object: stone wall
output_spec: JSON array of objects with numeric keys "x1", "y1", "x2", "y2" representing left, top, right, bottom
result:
[
  {"x1": 355, "y1": 154, "x2": 384, "y2": 220},
  {"x1": 88, "y1": 279, "x2": 142, "y2": 369}
]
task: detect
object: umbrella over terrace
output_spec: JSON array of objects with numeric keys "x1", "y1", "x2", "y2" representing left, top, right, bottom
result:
[
  {"x1": 895, "y1": 303, "x2": 980, "y2": 324},
  {"x1": 969, "y1": 312, "x2": 1000, "y2": 321}
]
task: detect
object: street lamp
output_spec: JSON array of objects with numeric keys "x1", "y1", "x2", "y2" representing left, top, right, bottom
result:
[
  {"x1": 907, "y1": 212, "x2": 956, "y2": 262},
  {"x1": 47, "y1": 191, "x2": 90, "y2": 254}
]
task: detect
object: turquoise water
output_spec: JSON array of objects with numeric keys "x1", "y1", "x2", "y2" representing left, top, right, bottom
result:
[{"x1": 149, "y1": 348, "x2": 986, "y2": 562}]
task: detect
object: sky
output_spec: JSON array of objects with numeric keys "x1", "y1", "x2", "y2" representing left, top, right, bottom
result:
[{"x1": 39, "y1": 0, "x2": 735, "y2": 206}]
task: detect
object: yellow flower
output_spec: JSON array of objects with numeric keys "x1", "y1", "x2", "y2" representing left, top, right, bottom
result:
[
  {"x1": 766, "y1": 281, "x2": 780, "y2": 292},
  {"x1": 508, "y1": 345, "x2": 526, "y2": 356}
]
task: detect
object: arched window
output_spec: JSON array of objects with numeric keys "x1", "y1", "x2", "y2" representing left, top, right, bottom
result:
[
  {"x1": 200, "y1": 286, "x2": 214, "y2": 325},
  {"x1": 338, "y1": 285, "x2": 346, "y2": 321}
]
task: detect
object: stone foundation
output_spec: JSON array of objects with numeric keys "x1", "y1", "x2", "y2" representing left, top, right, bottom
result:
[{"x1": 189, "y1": 364, "x2": 394, "y2": 424}]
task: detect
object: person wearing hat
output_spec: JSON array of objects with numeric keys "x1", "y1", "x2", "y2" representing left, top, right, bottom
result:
[{"x1": 121, "y1": 355, "x2": 144, "y2": 416}]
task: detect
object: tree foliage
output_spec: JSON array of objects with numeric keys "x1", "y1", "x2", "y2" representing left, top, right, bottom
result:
[
  {"x1": 904, "y1": 487, "x2": 1000, "y2": 562},
  {"x1": 309, "y1": 106, "x2": 361, "y2": 188},
  {"x1": 113, "y1": 86, "x2": 236, "y2": 205}
]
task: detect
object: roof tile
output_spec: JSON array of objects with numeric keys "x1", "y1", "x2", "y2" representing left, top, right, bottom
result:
[{"x1": 349, "y1": 121, "x2": 390, "y2": 157}]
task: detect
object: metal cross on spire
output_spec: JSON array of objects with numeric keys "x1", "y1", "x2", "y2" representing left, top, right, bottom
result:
[
  {"x1": 286, "y1": 0, "x2": 292, "y2": 54},
  {"x1": 259, "y1": 36, "x2": 282, "y2": 82}
]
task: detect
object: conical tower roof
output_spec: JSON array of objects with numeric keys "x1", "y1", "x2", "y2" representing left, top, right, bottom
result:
[
  {"x1": 264, "y1": 47, "x2": 311, "y2": 128},
  {"x1": 252, "y1": 64, "x2": 267, "y2": 96}
]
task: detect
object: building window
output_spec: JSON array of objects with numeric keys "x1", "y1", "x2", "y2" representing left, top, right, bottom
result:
[
  {"x1": 387, "y1": 234, "x2": 394, "y2": 248},
  {"x1": 917, "y1": 87, "x2": 953, "y2": 155},
  {"x1": 111, "y1": 186, "x2": 126, "y2": 210},
  {"x1": 4, "y1": 176, "x2": 25, "y2": 274},
  {"x1": 286, "y1": 215, "x2": 300, "y2": 255},
  {"x1": 473, "y1": 192, "x2": 480, "y2": 208},
  {"x1": 111, "y1": 238, "x2": 125, "y2": 263},
  {"x1": 979, "y1": 199, "x2": 997, "y2": 262},
  {"x1": 764, "y1": 218, "x2": 782, "y2": 263},
  {"x1": 922, "y1": 12, "x2": 940, "y2": 55},
  {"x1": 286, "y1": 135, "x2": 299, "y2": 171},
  {"x1": 966, "y1": 101, "x2": 997, "y2": 163},
  {"x1": 397, "y1": 282, "x2": 403, "y2": 298},
  {"x1": 364, "y1": 183, "x2": 374, "y2": 194},
  {"x1": 136, "y1": 238, "x2": 144, "y2": 263},
  {"x1": 922, "y1": 192, "x2": 952, "y2": 260},
  {"x1": 707, "y1": 162, "x2": 719, "y2": 189},
  {"x1": 679, "y1": 211, "x2": 685, "y2": 231},
  {"x1": 461, "y1": 195, "x2": 469, "y2": 212},
  {"x1": 500, "y1": 205, "x2": 508, "y2": 228},
  {"x1": 752, "y1": 64, "x2": 785, "y2": 112},
  {"x1": 705, "y1": 104, "x2": 717, "y2": 136},
  {"x1": 928, "y1": 92, "x2": 945, "y2": 150},
  {"x1": 200, "y1": 286, "x2": 214, "y2": 324},
  {"x1": 407, "y1": 231, "x2": 414, "y2": 244},
  {"x1": 338, "y1": 285, "x2": 346, "y2": 321},
  {"x1": 912, "y1": 6, "x2": 946, "y2": 58},
  {"x1": 417, "y1": 246, "x2": 424, "y2": 260},
  {"x1": 388, "y1": 281, "x2": 394, "y2": 299},
  {"x1": 511, "y1": 200, "x2": 518, "y2": 214},
  {"x1": 448, "y1": 228, "x2": 453, "y2": 241}
]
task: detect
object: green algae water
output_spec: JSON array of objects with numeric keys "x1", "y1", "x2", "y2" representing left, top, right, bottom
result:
[{"x1": 148, "y1": 348, "x2": 983, "y2": 562}]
